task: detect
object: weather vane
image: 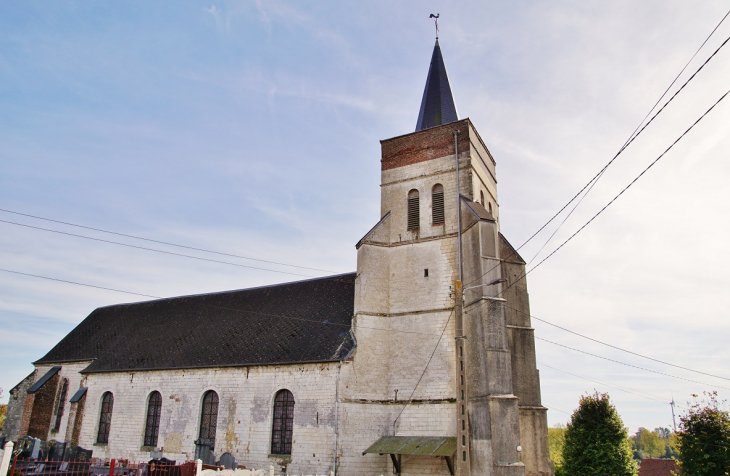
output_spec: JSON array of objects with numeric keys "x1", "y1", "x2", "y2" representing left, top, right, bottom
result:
[{"x1": 430, "y1": 13, "x2": 439, "y2": 39}]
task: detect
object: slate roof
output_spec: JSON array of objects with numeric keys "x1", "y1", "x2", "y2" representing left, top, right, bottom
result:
[
  {"x1": 461, "y1": 196, "x2": 496, "y2": 222},
  {"x1": 69, "y1": 387, "x2": 88, "y2": 403},
  {"x1": 35, "y1": 273, "x2": 357, "y2": 373},
  {"x1": 415, "y1": 40, "x2": 459, "y2": 132},
  {"x1": 27, "y1": 366, "x2": 60, "y2": 393}
]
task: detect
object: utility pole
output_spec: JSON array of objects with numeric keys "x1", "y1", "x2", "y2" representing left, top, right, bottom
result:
[
  {"x1": 454, "y1": 280, "x2": 470, "y2": 475},
  {"x1": 670, "y1": 398, "x2": 677, "y2": 433},
  {"x1": 453, "y1": 128, "x2": 470, "y2": 475}
]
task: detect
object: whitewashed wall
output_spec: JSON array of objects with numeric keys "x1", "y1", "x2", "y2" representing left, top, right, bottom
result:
[{"x1": 78, "y1": 363, "x2": 340, "y2": 475}]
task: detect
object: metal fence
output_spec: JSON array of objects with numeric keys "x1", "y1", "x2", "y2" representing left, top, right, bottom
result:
[{"x1": 5, "y1": 457, "x2": 195, "y2": 476}]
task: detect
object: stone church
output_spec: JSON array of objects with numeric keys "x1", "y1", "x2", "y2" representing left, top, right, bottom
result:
[{"x1": 2, "y1": 40, "x2": 553, "y2": 476}]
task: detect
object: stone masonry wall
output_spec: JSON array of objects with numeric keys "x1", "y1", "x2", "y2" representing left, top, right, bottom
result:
[
  {"x1": 26, "y1": 372, "x2": 60, "y2": 439},
  {"x1": 77, "y1": 363, "x2": 340, "y2": 475},
  {"x1": 2, "y1": 372, "x2": 35, "y2": 441},
  {"x1": 50, "y1": 362, "x2": 92, "y2": 444}
]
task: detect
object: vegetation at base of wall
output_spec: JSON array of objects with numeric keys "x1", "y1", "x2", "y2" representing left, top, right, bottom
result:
[
  {"x1": 561, "y1": 392, "x2": 637, "y2": 476},
  {"x1": 677, "y1": 391, "x2": 730, "y2": 476}
]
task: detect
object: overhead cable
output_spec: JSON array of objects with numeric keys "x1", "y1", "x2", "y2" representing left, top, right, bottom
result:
[
  {"x1": 518, "y1": 87, "x2": 730, "y2": 281},
  {"x1": 537, "y1": 336, "x2": 730, "y2": 391},
  {"x1": 0, "y1": 219, "x2": 316, "y2": 278},
  {"x1": 522, "y1": 305, "x2": 730, "y2": 382},
  {"x1": 0, "y1": 267, "x2": 443, "y2": 337},
  {"x1": 0, "y1": 207, "x2": 337, "y2": 273},
  {"x1": 392, "y1": 309, "x2": 454, "y2": 428},
  {"x1": 465, "y1": 30, "x2": 730, "y2": 289}
]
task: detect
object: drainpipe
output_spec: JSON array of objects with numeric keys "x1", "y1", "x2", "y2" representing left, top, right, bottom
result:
[
  {"x1": 333, "y1": 362, "x2": 342, "y2": 475},
  {"x1": 454, "y1": 130, "x2": 462, "y2": 281}
]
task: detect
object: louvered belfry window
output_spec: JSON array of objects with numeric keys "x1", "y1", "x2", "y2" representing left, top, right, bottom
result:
[
  {"x1": 407, "y1": 189, "x2": 420, "y2": 230},
  {"x1": 144, "y1": 391, "x2": 162, "y2": 447},
  {"x1": 198, "y1": 390, "x2": 219, "y2": 448},
  {"x1": 432, "y1": 184, "x2": 445, "y2": 225},
  {"x1": 271, "y1": 389, "x2": 295, "y2": 455},
  {"x1": 53, "y1": 379, "x2": 68, "y2": 432},
  {"x1": 97, "y1": 392, "x2": 114, "y2": 444}
]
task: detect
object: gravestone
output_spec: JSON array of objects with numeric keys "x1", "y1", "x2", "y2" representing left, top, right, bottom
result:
[
  {"x1": 17, "y1": 436, "x2": 42, "y2": 459},
  {"x1": 48, "y1": 440, "x2": 67, "y2": 461},
  {"x1": 65, "y1": 446, "x2": 93, "y2": 462},
  {"x1": 218, "y1": 453, "x2": 236, "y2": 470}
]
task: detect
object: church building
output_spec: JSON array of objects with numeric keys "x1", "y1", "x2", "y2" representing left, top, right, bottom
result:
[{"x1": 3, "y1": 39, "x2": 553, "y2": 476}]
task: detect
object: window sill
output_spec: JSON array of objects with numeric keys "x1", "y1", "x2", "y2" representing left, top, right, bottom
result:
[{"x1": 267, "y1": 454, "x2": 291, "y2": 464}]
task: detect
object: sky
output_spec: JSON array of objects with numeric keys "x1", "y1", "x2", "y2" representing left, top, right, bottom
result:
[{"x1": 1, "y1": 1, "x2": 730, "y2": 435}]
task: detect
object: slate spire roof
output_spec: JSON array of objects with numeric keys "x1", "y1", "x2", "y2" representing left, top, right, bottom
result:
[{"x1": 415, "y1": 40, "x2": 459, "y2": 131}]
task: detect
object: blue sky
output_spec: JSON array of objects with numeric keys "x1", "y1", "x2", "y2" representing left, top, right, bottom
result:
[{"x1": 2, "y1": 1, "x2": 730, "y2": 434}]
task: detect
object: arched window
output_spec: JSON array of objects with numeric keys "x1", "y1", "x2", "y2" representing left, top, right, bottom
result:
[
  {"x1": 53, "y1": 378, "x2": 68, "y2": 431},
  {"x1": 480, "y1": 191, "x2": 485, "y2": 207},
  {"x1": 198, "y1": 391, "x2": 219, "y2": 450},
  {"x1": 432, "y1": 184, "x2": 445, "y2": 225},
  {"x1": 144, "y1": 391, "x2": 163, "y2": 447},
  {"x1": 97, "y1": 392, "x2": 114, "y2": 444},
  {"x1": 488, "y1": 202, "x2": 493, "y2": 216},
  {"x1": 271, "y1": 390, "x2": 295, "y2": 455},
  {"x1": 407, "y1": 189, "x2": 420, "y2": 230}
]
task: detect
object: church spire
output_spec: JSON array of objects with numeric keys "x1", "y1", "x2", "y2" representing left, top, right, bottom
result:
[{"x1": 415, "y1": 39, "x2": 459, "y2": 131}]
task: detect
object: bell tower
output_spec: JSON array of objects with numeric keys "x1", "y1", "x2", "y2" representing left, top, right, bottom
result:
[{"x1": 338, "y1": 38, "x2": 552, "y2": 476}]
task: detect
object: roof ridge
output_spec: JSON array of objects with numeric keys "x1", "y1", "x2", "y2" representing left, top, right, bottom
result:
[{"x1": 93, "y1": 271, "x2": 357, "y2": 309}]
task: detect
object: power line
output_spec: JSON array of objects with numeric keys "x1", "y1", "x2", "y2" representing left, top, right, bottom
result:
[
  {"x1": 0, "y1": 268, "x2": 159, "y2": 299},
  {"x1": 0, "y1": 267, "x2": 446, "y2": 337},
  {"x1": 540, "y1": 362, "x2": 682, "y2": 406},
  {"x1": 537, "y1": 336, "x2": 730, "y2": 391},
  {"x1": 542, "y1": 403, "x2": 571, "y2": 415},
  {"x1": 489, "y1": 85, "x2": 730, "y2": 304},
  {"x1": 521, "y1": 86, "x2": 730, "y2": 279},
  {"x1": 627, "y1": 9, "x2": 730, "y2": 147},
  {"x1": 464, "y1": 30, "x2": 730, "y2": 289},
  {"x1": 0, "y1": 218, "x2": 317, "y2": 278},
  {"x1": 464, "y1": 297, "x2": 730, "y2": 392},
  {"x1": 465, "y1": 271, "x2": 730, "y2": 385},
  {"x1": 506, "y1": 303, "x2": 730, "y2": 382},
  {"x1": 522, "y1": 30, "x2": 730, "y2": 272},
  {"x1": 0, "y1": 207, "x2": 337, "y2": 273},
  {"x1": 392, "y1": 309, "x2": 453, "y2": 428}
]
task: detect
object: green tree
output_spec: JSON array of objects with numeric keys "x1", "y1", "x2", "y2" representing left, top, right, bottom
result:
[
  {"x1": 666, "y1": 431, "x2": 679, "y2": 459},
  {"x1": 562, "y1": 392, "x2": 637, "y2": 476},
  {"x1": 548, "y1": 423, "x2": 567, "y2": 472},
  {"x1": 638, "y1": 428, "x2": 666, "y2": 458},
  {"x1": 677, "y1": 391, "x2": 730, "y2": 475}
]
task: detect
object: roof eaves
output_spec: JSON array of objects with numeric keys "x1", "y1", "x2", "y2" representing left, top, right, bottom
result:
[{"x1": 79, "y1": 358, "x2": 348, "y2": 374}]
